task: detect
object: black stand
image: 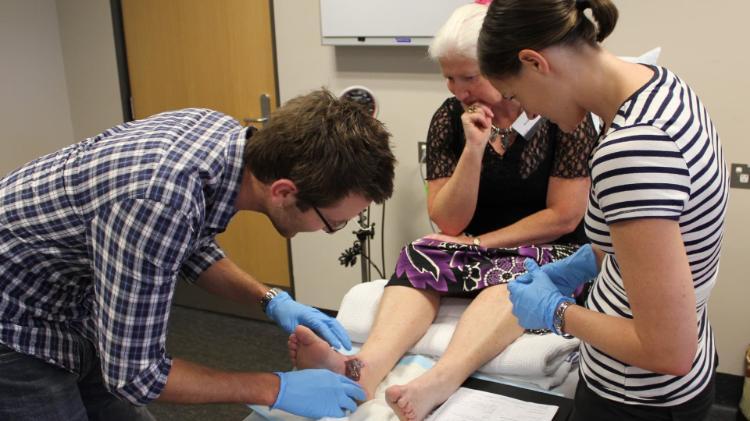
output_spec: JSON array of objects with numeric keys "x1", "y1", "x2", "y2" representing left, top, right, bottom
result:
[{"x1": 338, "y1": 210, "x2": 376, "y2": 283}]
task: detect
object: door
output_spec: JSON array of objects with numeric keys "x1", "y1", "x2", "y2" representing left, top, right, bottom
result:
[{"x1": 120, "y1": 0, "x2": 291, "y2": 318}]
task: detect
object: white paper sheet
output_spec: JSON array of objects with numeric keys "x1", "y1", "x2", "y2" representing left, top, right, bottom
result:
[{"x1": 426, "y1": 387, "x2": 558, "y2": 421}]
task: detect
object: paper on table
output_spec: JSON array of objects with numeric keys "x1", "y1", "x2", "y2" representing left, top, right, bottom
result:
[{"x1": 426, "y1": 387, "x2": 558, "y2": 421}]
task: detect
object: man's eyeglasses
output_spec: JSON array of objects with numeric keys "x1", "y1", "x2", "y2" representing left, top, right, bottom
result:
[{"x1": 312, "y1": 206, "x2": 348, "y2": 234}]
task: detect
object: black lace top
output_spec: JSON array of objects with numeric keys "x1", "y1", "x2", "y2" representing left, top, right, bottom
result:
[{"x1": 426, "y1": 97, "x2": 598, "y2": 244}]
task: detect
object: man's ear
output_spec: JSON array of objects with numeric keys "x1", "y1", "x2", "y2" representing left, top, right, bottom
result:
[
  {"x1": 268, "y1": 179, "x2": 298, "y2": 206},
  {"x1": 518, "y1": 49, "x2": 551, "y2": 75}
]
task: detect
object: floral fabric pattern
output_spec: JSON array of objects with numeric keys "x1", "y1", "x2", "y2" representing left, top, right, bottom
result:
[{"x1": 388, "y1": 238, "x2": 577, "y2": 294}]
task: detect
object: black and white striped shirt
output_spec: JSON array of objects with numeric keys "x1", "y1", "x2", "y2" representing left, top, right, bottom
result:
[{"x1": 583, "y1": 65, "x2": 728, "y2": 406}]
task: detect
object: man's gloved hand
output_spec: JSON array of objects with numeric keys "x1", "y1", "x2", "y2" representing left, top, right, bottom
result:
[
  {"x1": 515, "y1": 244, "x2": 599, "y2": 296},
  {"x1": 508, "y1": 259, "x2": 574, "y2": 331},
  {"x1": 272, "y1": 369, "x2": 365, "y2": 419},
  {"x1": 266, "y1": 291, "x2": 352, "y2": 350}
]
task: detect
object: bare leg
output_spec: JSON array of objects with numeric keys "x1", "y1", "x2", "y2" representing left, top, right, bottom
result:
[
  {"x1": 288, "y1": 286, "x2": 440, "y2": 399},
  {"x1": 386, "y1": 284, "x2": 523, "y2": 421}
]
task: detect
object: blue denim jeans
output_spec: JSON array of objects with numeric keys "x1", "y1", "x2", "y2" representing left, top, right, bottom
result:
[{"x1": 0, "y1": 339, "x2": 155, "y2": 421}]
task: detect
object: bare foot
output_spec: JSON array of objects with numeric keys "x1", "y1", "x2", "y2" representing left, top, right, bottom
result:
[
  {"x1": 288, "y1": 325, "x2": 346, "y2": 374},
  {"x1": 386, "y1": 375, "x2": 456, "y2": 421},
  {"x1": 288, "y1": 325, "x2": 379, "y2": 401}
]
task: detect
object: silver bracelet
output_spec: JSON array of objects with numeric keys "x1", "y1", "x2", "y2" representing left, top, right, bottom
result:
[{"x1": 553, "y1": 300, "x2": 575, "y2": 339}]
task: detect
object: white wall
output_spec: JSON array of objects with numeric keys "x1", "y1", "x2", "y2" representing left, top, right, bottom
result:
[
  {"x1": 275, "y1": 0, "x2": 750, "y2": 376},
  {"x1": 0, "y1": 0, "x2": 121, "y2": 177},
  {"x1": 275, "y1": 0, "x2": 441, "y2": 310},
  {"x1": 0, "y1": 0, "x2": 75, "y2": 176},
  {"x1": 56, "y1": 0, "x2": 123, "y2": 140}
]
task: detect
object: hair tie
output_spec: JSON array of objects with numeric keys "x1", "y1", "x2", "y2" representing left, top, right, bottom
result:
[{"x1": 475, "y1": 0, "x2": 492, "y2": 5}]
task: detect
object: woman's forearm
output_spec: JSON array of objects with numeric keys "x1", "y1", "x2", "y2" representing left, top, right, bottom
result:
[
  {"x1": 478, "y1": 207, "x2": 579, "y2": 248},
  {"x1": 479, "y1": 176, "x2": 589, "y2": 248},
  {"x1": 428, "y1": 145, "x2": 485, "y2": 235},
  {"x1": 563, "y1": 305, "x2": 695, "y2": 376}
]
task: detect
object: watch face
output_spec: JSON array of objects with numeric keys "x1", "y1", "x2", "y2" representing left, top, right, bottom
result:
[{"x1": 340, "y1": 86, "x2": 377, "y2": 117}]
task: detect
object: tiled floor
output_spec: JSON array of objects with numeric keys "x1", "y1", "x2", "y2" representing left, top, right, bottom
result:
[{"x1": 151, "y1": 305, "x2": 748, "y2": 421}]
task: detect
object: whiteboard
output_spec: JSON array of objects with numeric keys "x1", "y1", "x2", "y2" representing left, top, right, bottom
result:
[{"x1": 320, "y1": 0, "x2": 471, "y2": 46}]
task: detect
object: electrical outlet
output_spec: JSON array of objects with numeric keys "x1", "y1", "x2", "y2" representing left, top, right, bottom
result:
[
  {"x1": 418, "y1": 142, "x2": 427, "y2": 163},
  {"x1": 730, "y1": 163, "x2": 750, "y2": 189}
]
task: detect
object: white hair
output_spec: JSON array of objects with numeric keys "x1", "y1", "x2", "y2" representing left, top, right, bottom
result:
[{"x1": 428, "y1": 3, "x2": 488, "y2": 61}]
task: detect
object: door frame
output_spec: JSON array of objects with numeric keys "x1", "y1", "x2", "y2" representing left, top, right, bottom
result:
[{"x1": 107, "y1": 0, "x2": 296, "y2": 308}]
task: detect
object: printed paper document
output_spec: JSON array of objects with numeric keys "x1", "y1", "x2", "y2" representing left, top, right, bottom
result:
[{"x1": 426, "y1": 387, "x2": 558, "y2": 421}]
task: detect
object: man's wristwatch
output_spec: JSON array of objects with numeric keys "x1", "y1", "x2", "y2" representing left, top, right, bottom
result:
[
  {"x1": 553, "y1": 299, "x2": 575, "y2": 339},
  {"x1": 260, "y1": 287, "x2": 283, "y2": 312}
]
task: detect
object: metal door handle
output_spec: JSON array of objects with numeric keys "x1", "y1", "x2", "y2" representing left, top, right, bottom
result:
[{"x1": 243, "y1": 94, "x2": 271, "y2": 127}]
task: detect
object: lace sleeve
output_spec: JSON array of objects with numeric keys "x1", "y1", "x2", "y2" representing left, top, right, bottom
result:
[
  {"x1": 426, "y1": 100, "x2": 460, "y2": 180},
  {"x1": 551, "y1": 114, "x2": 599, "y2": 178}
]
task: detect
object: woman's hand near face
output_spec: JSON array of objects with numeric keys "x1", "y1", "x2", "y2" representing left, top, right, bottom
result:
[{"x1": 461, "y1": 102, "x2": 494, "y2": 151}]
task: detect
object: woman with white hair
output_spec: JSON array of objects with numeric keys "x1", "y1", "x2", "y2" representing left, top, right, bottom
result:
[{"x1": 287, "y1": 2, "x2": 598, "y2": 420}]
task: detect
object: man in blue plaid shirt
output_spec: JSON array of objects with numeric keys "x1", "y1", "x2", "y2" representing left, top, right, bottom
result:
[{"x1": 0, "y1": 90, "x2": 395, "y2": 420}]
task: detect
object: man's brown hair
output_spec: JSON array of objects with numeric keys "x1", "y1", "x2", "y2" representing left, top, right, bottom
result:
[{"x1": 243, "y1": 89, "x2": 396, "y2": 210}]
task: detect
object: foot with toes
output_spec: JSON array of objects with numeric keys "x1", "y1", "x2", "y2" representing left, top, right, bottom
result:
[
  {"x1": 386, "y1": 374, "x2": 456, "y2": 421},
  {"x1": 288, "y1": 325, "x2": 347, "y2": 374}
]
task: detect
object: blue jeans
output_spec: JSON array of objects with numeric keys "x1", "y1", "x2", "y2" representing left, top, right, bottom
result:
[{"x1": 0, "y1": 339, "x2": 155, "y2": 421}]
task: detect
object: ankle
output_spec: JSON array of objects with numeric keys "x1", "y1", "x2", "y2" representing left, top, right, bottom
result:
[
  {"x1": 416, "y1": 368, "x2": 464, "y2": 395},
  {"x1": 344, "y1": 357, "x2": 364, "y2": 381},
  {"x1": 348, "y1": 358, "x2": 379, "y2": 400}
]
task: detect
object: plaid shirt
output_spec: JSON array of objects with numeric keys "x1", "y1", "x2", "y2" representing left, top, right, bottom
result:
[{"x1": 0, "y1": 109, "x2": 247, "y2": 404}]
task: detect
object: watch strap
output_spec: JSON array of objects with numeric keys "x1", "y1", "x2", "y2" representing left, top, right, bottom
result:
[{"x1": 261, "y1": 287, "x2": 283, "y2": 313}]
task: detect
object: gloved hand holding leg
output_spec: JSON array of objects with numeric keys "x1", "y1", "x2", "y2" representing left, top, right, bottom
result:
[
  {"x1": 272, "y1": 369, "x2": 365, "y2": 419},
  {"x1": 515, "y1": 244, "x2": 599, "y2": 296},
  {"x1": 266, "y1": 291, "x2": 352, "y2": 350},
  {"x1": 508, "y1": 259, "x2": 574, "y2": 331}
]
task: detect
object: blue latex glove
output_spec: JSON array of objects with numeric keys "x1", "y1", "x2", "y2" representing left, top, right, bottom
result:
[
  {"x1": 515, "y1": 244, "x2": 599, "y2": 296},
  {"x1": 266, "y1": 291, "x2": 352, "y2": 350},
  {"x1": 508, "y1": 259, "x2": 574, "y2": 331},
  {"x1": 272, "y1": 369, "x2": 365, "y2": 418}
]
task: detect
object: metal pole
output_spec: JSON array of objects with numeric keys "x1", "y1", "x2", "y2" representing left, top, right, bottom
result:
[{"x1": 360, "y1": 237, "x2": 369, "y2": 283}]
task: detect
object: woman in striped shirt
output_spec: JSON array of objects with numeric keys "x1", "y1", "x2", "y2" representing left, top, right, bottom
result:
[{"x1": 477, "y1": 0, "x2": 727, "y2": 420}]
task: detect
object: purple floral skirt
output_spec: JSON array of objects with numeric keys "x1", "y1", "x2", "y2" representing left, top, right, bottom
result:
[{"x1": 386, "y1": 238, "x2": 578, "y2": 297}]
